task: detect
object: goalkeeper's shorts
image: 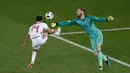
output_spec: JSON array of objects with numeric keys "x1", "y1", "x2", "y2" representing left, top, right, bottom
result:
[{"x1": 90, "y1": 34, "x2": 103, "y2": 52}]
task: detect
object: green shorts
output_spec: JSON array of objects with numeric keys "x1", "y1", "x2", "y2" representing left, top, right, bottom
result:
[{"x1": 90, "y1": 34, "x2": 103, "y2": 52}]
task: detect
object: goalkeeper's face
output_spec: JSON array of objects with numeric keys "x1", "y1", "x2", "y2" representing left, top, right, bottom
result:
[{"x1": 77, "y1": 9, "x2": 83, "y2": 17}]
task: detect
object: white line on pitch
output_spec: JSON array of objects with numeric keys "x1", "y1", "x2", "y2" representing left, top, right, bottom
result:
[
  {"x1": 50, "y1": 34, "x2": 130, "y2": 67},
  {"x1": 60, "y1": 27, "x2": 130, "y2": 35}
]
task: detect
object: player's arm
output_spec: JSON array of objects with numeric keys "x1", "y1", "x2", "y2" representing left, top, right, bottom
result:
[
  {"x1": 90, "y1": 16, "x2": 114, "y2": 22},
  {"x1": 22, "y1": 26, "x2": 32, "y2": 48},
  {"x1": 22, "y1": 34, "x2": 30, "y2": 48},
  {"x1": 51, "y1": 19, "x2": 78, "y2": 27}
]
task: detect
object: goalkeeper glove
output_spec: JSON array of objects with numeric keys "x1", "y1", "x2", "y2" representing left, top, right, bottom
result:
[
  {"x1": 107, "y1": 16, "x2": 114, "y2": 21},
  {"x1": 51, "y1": 23, "x2": 57, "y2": 27}
]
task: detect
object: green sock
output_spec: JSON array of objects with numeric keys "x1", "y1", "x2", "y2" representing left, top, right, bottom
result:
[
  {"x1": 97, "y1": 51, "x2": 103, "y2": 66},
  {"x1": 102, "y1": 54, "x2": 107, "y2": 61}
]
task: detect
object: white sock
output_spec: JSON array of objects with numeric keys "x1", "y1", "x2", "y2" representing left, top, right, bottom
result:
[{"x1": 31, "y1": 51, "x2": 37, "y2": 64}]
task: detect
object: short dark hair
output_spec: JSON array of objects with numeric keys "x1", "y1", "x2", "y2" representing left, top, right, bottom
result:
[
  {"x1": 36, "y1": 16, "x2": 43, "y2": 21},
  {"x1": 79, "y1": 8, "x2": 86, "y2": 14}
]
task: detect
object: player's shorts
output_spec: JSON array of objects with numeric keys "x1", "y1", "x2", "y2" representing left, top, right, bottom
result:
[
  {"x1": 31, "y1": 36, "x2": 48, "y2": 50},
  {"x1": 90, "y1": 34, "x2": 103, "y2": 52}
]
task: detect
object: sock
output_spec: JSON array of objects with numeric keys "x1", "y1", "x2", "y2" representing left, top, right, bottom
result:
[
  {"x1": 102, "y1": 54, "x2": 107, "y2": 61},
  {"x1": 97, "y1": 50, "x2": 103, "y2": 66},
  {"x1": 31, "y1": 51, "x2": 37, "y2": 64}
]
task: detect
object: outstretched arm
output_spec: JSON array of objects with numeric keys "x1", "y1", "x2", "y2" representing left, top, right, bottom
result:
[
  {"x1": 91, "y1": 16, "x2": 108, "y2": 22},
  {"x1": 22, "y1": 34, "x2": 30, "y2": 48},
  {"x1": 51, "y1": 19, "x2": 78, "y2": 27},
  {"x1": 57, "y1": 19, "x2": 78, "y2": 26},
  {"x1": 91, "y1": 16, "x2": 114, "y2": 22}
]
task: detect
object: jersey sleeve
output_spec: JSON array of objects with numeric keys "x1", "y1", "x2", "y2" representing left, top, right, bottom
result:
[
  {"x1": 57, "y1": 19, "x2": 78, "y2": 26},
  {"x1": 90, "y1": 16, "x2": 108, "y2": 22}
]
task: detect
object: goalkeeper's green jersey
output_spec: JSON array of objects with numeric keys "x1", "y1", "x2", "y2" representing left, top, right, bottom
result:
[{"x1": 57, "y1": 15, "x2": 108, "y2": 39}]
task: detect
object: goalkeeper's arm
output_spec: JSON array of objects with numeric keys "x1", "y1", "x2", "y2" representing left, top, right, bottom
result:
[
  {"x1": 51, "y1": 19, "x2": 78, "y2": 27},
  {"x1": 90, "y1": 15, "x2": 114, "y2": 22}
]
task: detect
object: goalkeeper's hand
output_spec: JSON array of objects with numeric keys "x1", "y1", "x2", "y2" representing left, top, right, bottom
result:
[
  {"x1": 107, "y1": 16, "x2": 114, "y2": 21},
  {"x1": 51, "y1": 23, "x2": 57, "y2": 27}
]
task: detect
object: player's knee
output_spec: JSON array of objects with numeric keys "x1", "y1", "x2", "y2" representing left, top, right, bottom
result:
[
  {"x1": 96, "y1": 45, "x2": 101, "y2": 51},
  {"x1": 41, "y1": 37, "x2": 48, "y2": 45},
  {"x1": 34, "y1": 50, "x2": 38, "y2": 52},
  {"x1": 33, "y1": 48, "x2": 39, "y2": 51},
  {"x1": 33, "y1": 45, "x2": 40, "y2": 51}
]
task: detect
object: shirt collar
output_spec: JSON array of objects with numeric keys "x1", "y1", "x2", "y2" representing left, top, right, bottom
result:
[{"x1": 79, "y1": 16, "x2": 87, "y2": 21}]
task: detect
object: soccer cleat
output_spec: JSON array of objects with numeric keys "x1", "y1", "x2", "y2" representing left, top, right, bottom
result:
[
  {"x1": 99, "y1": 66, "x2": 103, "y2": 70},
  {"x1": 105, "y1": 57, "x2": 111, "y2": 68},
  {"x1": 53, "y1": 27, "x2": 61, "y2": 36},
  {"x1": 28, "y1": 63, "x2": 33, "y2": 69}
]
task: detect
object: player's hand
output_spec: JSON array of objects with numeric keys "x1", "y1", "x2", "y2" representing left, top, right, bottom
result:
[
  {"x1": 51, "y1": 23, "x2": 56, "y2": 27},
  {"x1": 22, "y1": 43, "x2": 26, "y2": 48},
  {"x1": 107, "y1": 16, "x2": 114, "y2": 21}
]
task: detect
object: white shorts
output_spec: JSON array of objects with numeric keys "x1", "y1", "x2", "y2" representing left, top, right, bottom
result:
[{"x1": 31, "y1": 36, "x2": 48, "y2": 50}]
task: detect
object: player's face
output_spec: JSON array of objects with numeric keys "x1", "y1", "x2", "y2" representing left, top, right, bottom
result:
[{"x1": 77, "y1": 9, "x2": 82, "y2": 17}]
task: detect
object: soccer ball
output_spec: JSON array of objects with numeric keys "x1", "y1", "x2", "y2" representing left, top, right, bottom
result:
[{"x1": 45, "y1": 11, "x2": 54, "y2": 20}]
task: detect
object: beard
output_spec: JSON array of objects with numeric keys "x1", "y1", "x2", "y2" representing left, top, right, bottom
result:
[{"x1": 77, "y1": 13, "x2": 82, "y2": 17}]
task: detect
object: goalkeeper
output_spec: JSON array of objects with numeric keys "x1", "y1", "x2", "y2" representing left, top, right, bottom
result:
[{"x1": 51, "y1": 8, "x2": 114, "y2": 70}]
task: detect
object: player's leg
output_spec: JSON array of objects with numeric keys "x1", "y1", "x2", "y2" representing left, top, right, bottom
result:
[
  {"x1": 31, "y1": 50, "x2": 37, "y2": 64},
  {"x1": 91, "y1": 39, "x2": 103, "y2": 70},
  {"x1": 28, "y1": 46, "x2": 40, "y2": 69},
  {"x1": 28, "y1": 37, "x2": 48, "y2": 69},
  {"x1": 97, "y1": 35, "x2": 107, "y2": 62},
  {"x1": 28, "y1": 39, "x2": 41, "y2": 69},
  {"x1": 31, "y1": 46, "x2": 40, "y2": 64},
  {"x1": 90, "y1": 36, "x2": 106, "y2": 70},
  {"x1": 90, "y1": 39, "x2": 97, "y2": 56},
  {"x1": 96, "y1": 44, "x2": 103, "y2": 70},
  {"x1": 44, "y1": 27, "x2": 61, "y2": 36},
  {"x1": 53, "y1": 27, "x2": 61, "y2": 36},
  {"x1": 91, "y1": 39, "x2": 103, "y2": 68},
  {"x1": 28, "y1": 49, "x2": 38, "y2": 69},
  {"x1": 96, "y1": 35, "x2": 110, "y2": 70},
  {"x1": 96, "y1": 44, "x2": 111, "y2": 70}
]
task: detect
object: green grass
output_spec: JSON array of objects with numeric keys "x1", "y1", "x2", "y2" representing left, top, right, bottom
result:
[{"x1": 0, "y1": 0, "x2": 130, "y2": 73}]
